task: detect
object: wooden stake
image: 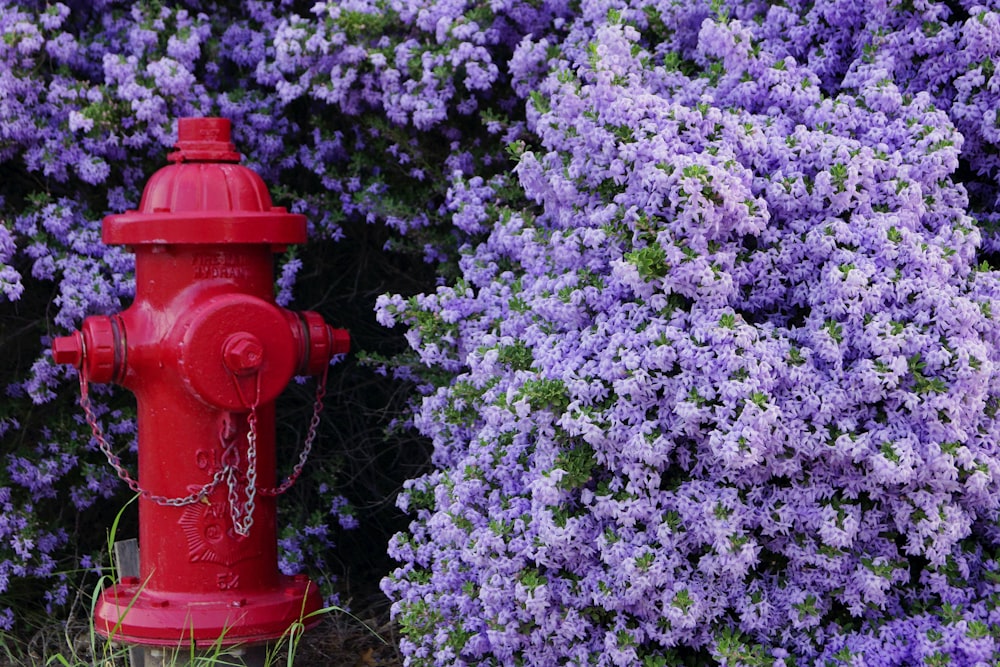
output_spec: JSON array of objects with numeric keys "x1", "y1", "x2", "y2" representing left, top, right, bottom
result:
[{"x1": 112, "y1": 539, "x2": 144, "y2": 667}]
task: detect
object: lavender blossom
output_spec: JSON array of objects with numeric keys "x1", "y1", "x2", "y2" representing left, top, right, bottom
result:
[{"x1": 382, "y1": 2, "x2": 1000, "y2": 665}]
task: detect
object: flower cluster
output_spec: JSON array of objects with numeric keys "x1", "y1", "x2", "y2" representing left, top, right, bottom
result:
[
  {"x1": 382, "y1": 1, "x2": 1000, "y2": 665},
  {"x1": 277, "y1": 484, "x2": 357, "y2": 607},
  {"x1": 250, "y1": 0, "x2": 570, "y2": 246}
]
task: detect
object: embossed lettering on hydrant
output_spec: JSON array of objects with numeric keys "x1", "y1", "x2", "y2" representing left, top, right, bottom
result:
[
  {"x1": 216, "y1": 571, "x2": 240, "y2": 591},
  {"x1": 179, "y1": 498, "x2": 261, "y2": 567},
  {"x1": 193, "y1": 252, "x2": 251, "y2": 280}
]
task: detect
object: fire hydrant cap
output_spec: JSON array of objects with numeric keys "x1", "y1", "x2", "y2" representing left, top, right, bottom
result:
[
  {"x1": 52, "y1": 331, "x2": 83, "y2": 367},
  {"x1": 102, "y1": 117, "x2": 306, "y2": 246},
  {"x1": 167, "y1": 117, "x2": 241, "y2": 163}
]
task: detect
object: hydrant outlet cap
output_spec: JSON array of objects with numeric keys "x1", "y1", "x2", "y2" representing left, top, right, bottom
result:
[
  {"x1": 167, "y1": 117, "x2": 241, "y2": 163},
  {"x1": 331, "y1": 327, "x2": 350, "y2": 356},
  {"x1": 52, "y1": 332, "x2": 83, "y2": 367}
]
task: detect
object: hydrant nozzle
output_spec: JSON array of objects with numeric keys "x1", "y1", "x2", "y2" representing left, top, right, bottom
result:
[{"x1": 52, "y1": 316, "x2": 123, "y2": 384}]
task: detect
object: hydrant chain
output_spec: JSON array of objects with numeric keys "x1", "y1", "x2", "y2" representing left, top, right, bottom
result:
[
  {"x1": 226, "y1": 366, "x2": 262, "y2": 537},
  {"x1": 78, "y1": 361, "x2": 327, "y2": 522},
  {"x1": 259, "y1": 363, "x2": 329, "y2": 497},
  {"x1": 79, "y1": 374, "x2": 227, "y2": 507},
  {"x1": 229, "y1": 403, "x2": 259, "y2": 538}
]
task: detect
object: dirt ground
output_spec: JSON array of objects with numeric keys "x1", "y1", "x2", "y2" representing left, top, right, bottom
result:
[{"x1": 295, "y1": 610, "x2": 404, "y2": 667}]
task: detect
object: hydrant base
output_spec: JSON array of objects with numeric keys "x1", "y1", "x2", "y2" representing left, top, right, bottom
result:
[{"x1": 93, "y1": 575, "x2": 323, "y2": 648}]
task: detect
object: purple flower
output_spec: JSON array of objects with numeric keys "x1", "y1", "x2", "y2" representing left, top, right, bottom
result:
[{"x1": 382, "y1": 3, "x2": 1000, "y2": 665}]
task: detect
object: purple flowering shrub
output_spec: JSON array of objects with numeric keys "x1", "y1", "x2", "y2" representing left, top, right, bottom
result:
[
  {"x1": 381, "y1": 1, "x2": 1000, "y2": 665},
  {"x1": 257, "y1": 0, "x2": 571, "y2": 256},
  {"x1": 0, "y1": 0, "x2": 179, "y2": 626}
]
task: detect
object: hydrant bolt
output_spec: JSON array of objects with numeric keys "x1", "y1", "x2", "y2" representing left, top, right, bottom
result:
[{"x1": 223, "y1": 332, "x2": 264, "y2": 376}]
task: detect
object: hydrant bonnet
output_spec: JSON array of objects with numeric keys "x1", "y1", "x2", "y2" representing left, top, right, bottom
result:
[{"x1": 103, "y1": 117, "x2": 306, "y2": 246}]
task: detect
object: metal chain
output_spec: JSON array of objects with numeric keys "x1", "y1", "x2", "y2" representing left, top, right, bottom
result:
[
  {"x1": 78, "y1": 373, "x2": 226, "y2": 507},
  {"x1": 227, "y1": 372, "x2": 260, "y2": 537},
  {"x1": 78, "y1": 360, "x2": 329, "y2": 535},
  {"x1": 259, "y1": 362, "x2": 328, "y2": 497},
  {"x1": 225, "y1": 407, "x2": 259, "y2": 537}
]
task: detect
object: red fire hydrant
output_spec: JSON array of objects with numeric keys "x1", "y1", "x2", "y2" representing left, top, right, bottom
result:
[{"x1": 51, "y1": 117, "x2": 347, "y2": 649}]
